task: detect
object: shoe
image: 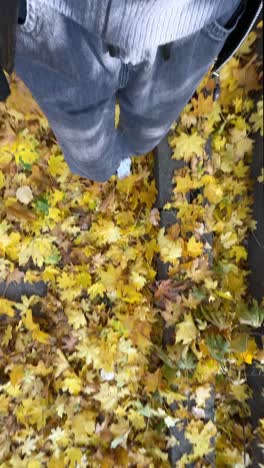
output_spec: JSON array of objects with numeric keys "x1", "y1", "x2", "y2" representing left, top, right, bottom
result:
[{"x1": 116, "y1": 157, "x2": 132, "y2": 179}]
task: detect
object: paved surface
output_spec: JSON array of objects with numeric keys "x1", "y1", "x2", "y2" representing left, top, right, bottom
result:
[
  {"x1": 247, "y1": 21, "x2": 264, "y2": 467},
  {"x1": 153, "y1": 136, "x2": 186, "y2": 280},
  {"x1": 153, "y1": 22, "x2": 263, "y2": 466}
]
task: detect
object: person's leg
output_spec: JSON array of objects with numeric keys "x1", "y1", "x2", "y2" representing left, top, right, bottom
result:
[
  {"x1": 117, "y1": 2, "x2": 244, "y2": 157},
  {"x1": 14, "y1": 0, "x2": 130, "y2": 182}
]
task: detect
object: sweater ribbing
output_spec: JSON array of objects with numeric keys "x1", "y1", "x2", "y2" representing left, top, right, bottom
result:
[{"x1": 44, "y1": 0, "x2": 241, "y2": 52}]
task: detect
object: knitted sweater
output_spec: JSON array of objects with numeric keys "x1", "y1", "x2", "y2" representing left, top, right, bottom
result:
[{"x1": 44, "y1": 0, "x2": 241, "y2": 53}]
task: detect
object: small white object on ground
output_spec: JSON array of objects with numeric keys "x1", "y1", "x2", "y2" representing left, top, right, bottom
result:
[
  {"x1": 116, "y1": 157, "x2": 132, "y2": 179},
  {"x1": 100, "y1": 369, "x2": 116, "y2": 381},
  {"x1": 16, "y1": 186, "x2": 33, "y2": 205}
]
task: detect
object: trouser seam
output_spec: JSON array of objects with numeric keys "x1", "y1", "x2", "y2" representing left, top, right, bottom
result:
[{"x1": 119, "y1": 63, "x2": 129, "y2": 89}]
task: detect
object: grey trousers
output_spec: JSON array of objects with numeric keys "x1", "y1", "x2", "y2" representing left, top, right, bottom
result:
[{"x1": 15, "y1": 0, "x2": 241, "y2": 182}]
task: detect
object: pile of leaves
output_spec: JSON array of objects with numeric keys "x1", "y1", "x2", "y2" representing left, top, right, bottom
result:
[{"x1": 0, "y1": 25, "x2": 263, "y2": 467}]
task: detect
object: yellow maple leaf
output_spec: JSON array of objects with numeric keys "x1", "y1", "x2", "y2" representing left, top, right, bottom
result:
[
  {"x1": 98, "y1": 263, "x2": 122, "y2": 292},
  {"x1": 28, "y1": 461, "x2": 41, "y2": 468},
  {"x1": 49, "y1": 189, "x2": 65, "y2": 206},
  {"x1": 202, "y1": 175, "x2": 223, "y2": 204},
  {"x1": 0, "y1": 395, "x2": 10, "y2": 415},
  {"x1": 175, "y1": 313, "x2": 198, "y2": 345},
  {"x1": 110, "y1": 418, "x2": 131, "y2": 449},
  {"x1": 48, "y1": 154, "x2": 70, "y2": 179},
  {"x1": 213, "y1": 135, "x2": 226, "y2": 152},
  {"x1": 250, "y1": 98, "x2": 263, "y2": 136},
  {"x1": 194, "y1": 359, "x2": 220, "y2": 383},
  {"x1": 42, "y1": 266, "x2": 60, "y2": 283},
  {"x1": 158, "y1": 227, "x2": 182, "y2": 265},
  {"x1": 195, "y1": 384, "x2": 212, "y2": 407},
  {"x1": 145, "y1": 238, "x2": 159, "y2": 264},
  {"x1": 93, "y1": 382, "x2": 120, "y2": 411},
  {"x1": 0, "y1": 149, "x2": 13, "y2": 169},
  {"x1": 22, "y1": 308, "x2": 38, "y2": 332},
  {"x1": 19, "y1": 237, "x2": 57, "y2": 268},
  {"x1": 87, "y1": 219, "x2": 121, "y2": 246},
  {"x1": 1, "y1": 231, "x2": 21, "y2": 261},
  {"x1": 0, "y1": 170, "x2": 5, "y2": 189},
  {"x1": 57, "y1": 271, "x2": 75, "y2": 290},
  {"x1": 237, "y1": 338, "x2": 258, "y2": 365},
  {"x1": 76, "y1": 270, "x2": 92, "y2": 288},
  {"x1": 22, "y1": 309, "x2": 51, "y2": 344},
  {"x1": 27, "y1": 361, "x2": 52, "y2": 377},
  {"x1": 220, "y1": 231, "x2": 237, "y2": 249},
  {"x1": 57, "y1": 272, "x2": 82, "y2": 302},
  {"x1": 54, "y1": 350, "x2": 70, "y2": 379},
  {"x1": 2, "y1": 324, "x2": 13, "y2": 347},
  {"x1": 174, "y1": 174, "x2": 202, "y2": 194},
  {"x1": 9, "y1": 365, "x2": 24, "y2": 386},
  {"x1": 32, "y1": 328, "x2": 51, "y2": 344},
  {"x1": 191, "y1": 93, "x2": 214, "y2": 116},
  {"x1": 127, "y1": 409, "x2": 146, "y2": 430},
  {"x1": 130, "y1": 271, "x2": 147, "y2": 291},
  {"x1": 16, "y1": 397, "x2": 48, "y2": 430},
  {"x1": 230, "y1": 382, "x2": 251, "y2": 401},
  {"x1": 48, "y1": 455, "x2": 65, "y2": 468},
  {"x1": 65, "y1": 448, "x2": 82, "y2": 468},
  {"x1": 229, "y1": 245, "x2": 247, "y2": 262},
  {"x1": 72, "y1": 411, "x2": 96, "y2": 444},
  {"x1": 237, "y1": 31, "x2": 257, "y2": 55},
  {"x1": 65, "y1": 304, "x2": 86, "y2": 330},
  {"x1": 144, "y1": 368, "x2": 163, "y2": 394},
  {"x1": 88, "y1": 282, "x2": 106, "y2": 300},
  {"x1": 14, "y1": 137, "x2": 39, "y2": 167},
  {"x1": 171, "y1": 132, "x2": 205, "y2": 162},
  {"x1": 185, "y1": 420, "x2": 216, "y2": 459},
  {"x1": 186, "y1": 236, "x2": 203, "y2": 258},
  {"x1": 118, "y1": 284, "x2": 143, "y2": 304},
  {"x1": 0, "y1": 298, "x2": 15, "y2": 317},
  {"x1": 61, "y1": 373, "x2": 82, "y2": 395}
]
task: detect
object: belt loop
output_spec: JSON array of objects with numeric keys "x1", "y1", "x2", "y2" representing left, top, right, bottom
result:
[
  {"x1": 107, "y1": 44, "x2": 117, "y2": 57},
  {"x1": 162, "y1": 43, "x2": 172, "y2": 61},
  {"x1": 18, "y1": 0, "x2": 27, "y2": 24}
]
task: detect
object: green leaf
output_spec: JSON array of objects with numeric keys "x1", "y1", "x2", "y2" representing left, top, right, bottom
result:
[
  {"x1": 162, "y1": 364, "x2": 177, "y2": 383},
  {"x1": 239, "y1": 300, "x2": 264, "y2": 328},
  {"x1": 230, "y1": 333, "x2": 249, "y2": 353},
  {"x1": 35, "y1": 197, "x2": 49, "y2": 215},
  {"x1": 206, "y1": 334, "x2": 230, "y2": 362},
  {"x1": 192, "y1": 287, "x2": 206, "y2": 301},
  {"x1": 19, "y1": 157, "x2": 32, "y2": 172},
  {"x1": 110, "y1": 430, "x2": 130, "y2": 449},
  {"x1": 155, "y1": 419, "x2": 166, "y2": 433},
  {"x1": 138, "y1": 404, "x2": 154, "y2": 418},
  {"x1": 178, "y1": 352, "x2": 197, "y2": 370},
  {"x1": 151, "y1": 344, "x2": 178, "y2": 370},
  {"x1": 46, "y1": 248, "x2": 61, "y2": 265}
]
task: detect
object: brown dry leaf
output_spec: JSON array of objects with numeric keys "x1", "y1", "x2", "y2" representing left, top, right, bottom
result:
[
  {"x1": 191, "y1": 93, "x2": 214, "y2": 116},
  {"x1": 144, "y1": 368, "x2": 163, "y2": 393},
  {"x1": 233, "y1": 57, "x2": 261, "y2": 91},
  {"x1": 149, "y1": 208, "x2": 160, "y2": 226},
  {"x1": 5, "y1": 269, "x2": 25, "y2": 286},
  {"x1": 100, "y1": 189, "x2": 117, "y2": 213},
  {"x1": 155, "y1": 279, "x2": 191, "y2": 302},
  {"x1": 6, "y1": 201, "x2": 37, "y2": 221}
]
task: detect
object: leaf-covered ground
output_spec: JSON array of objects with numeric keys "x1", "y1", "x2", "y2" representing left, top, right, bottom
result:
[{"x1": 0, "y1": 26, "x2": 263, "y2": 468}]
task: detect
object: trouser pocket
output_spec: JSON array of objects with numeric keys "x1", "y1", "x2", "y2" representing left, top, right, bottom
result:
[{"x1": 205, "y1": 1, "x2": 247, "y2": 42}]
